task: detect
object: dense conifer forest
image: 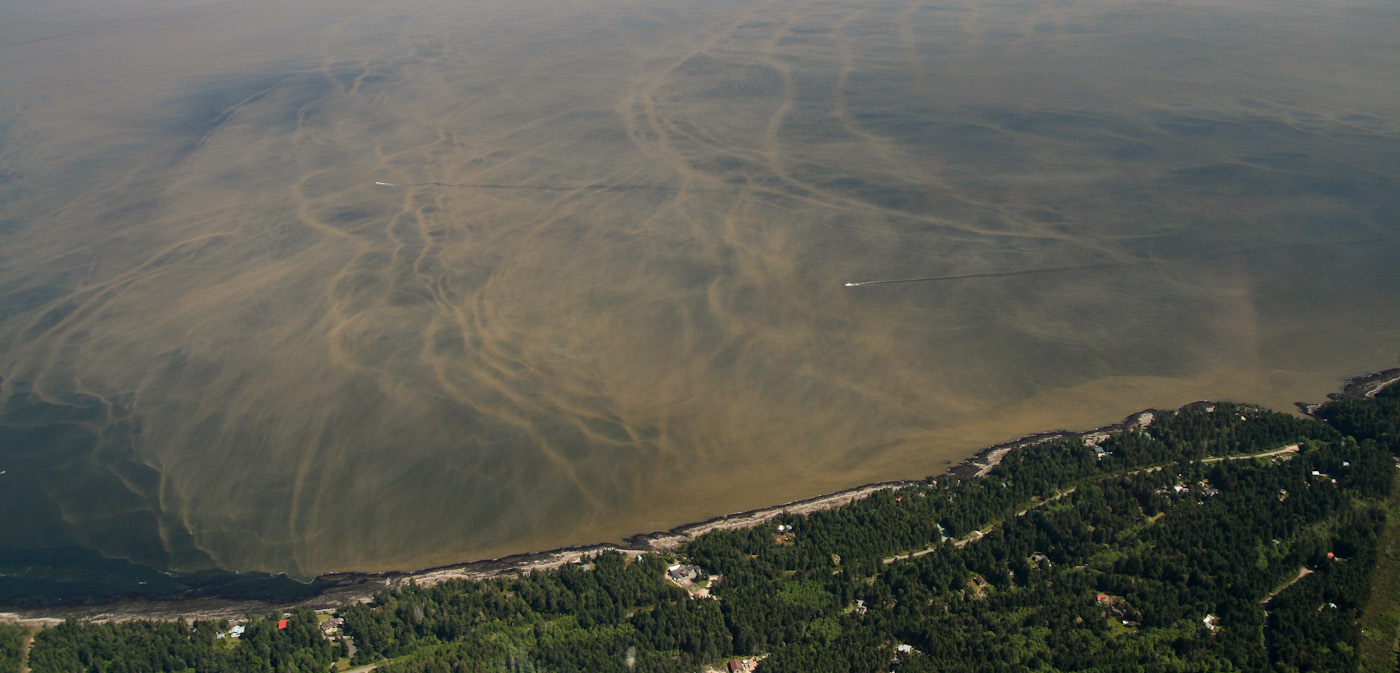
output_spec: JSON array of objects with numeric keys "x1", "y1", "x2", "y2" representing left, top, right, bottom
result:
[
  {"x1": 0, "y1": 624, "x2": 24, "y2": 672},
  {"x1": 15, "y1": 385, "x2": 1400, "y2": 673}
]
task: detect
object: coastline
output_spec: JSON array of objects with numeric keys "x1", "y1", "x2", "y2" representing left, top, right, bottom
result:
[
  {"x1": 1336, "y1": 367, "x2": 1400, "y2": 399},
  {"x1": 0, "y1": 413, "x2": 1167, "y2": 623},
  {"x1": 7, "y1": 367, "x2": 1397, "y2": 623}
]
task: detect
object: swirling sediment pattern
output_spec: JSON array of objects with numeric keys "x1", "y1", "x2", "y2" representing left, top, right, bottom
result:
[{"x1": 0, "y1": 0, "x2": 1396, "y2": 581}]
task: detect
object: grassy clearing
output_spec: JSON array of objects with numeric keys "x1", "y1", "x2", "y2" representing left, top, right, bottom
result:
[{"x1": 1358, "y1": 468, "x2": 1400, "y2": 673}]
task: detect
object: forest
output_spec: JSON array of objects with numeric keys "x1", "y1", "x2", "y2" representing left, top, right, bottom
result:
[{"x1": 14, "y1": 384, "x2": 1400, "y2": 673}]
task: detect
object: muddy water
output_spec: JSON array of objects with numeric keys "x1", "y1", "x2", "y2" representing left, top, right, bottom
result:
[{"x1": 0, "y1": 0, "x2": 1396, "y2": 586}]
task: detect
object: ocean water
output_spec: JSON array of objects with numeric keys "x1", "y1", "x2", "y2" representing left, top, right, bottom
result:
[{"x1": 0, "y1": 0, "x2": 1396, "y2": 594}]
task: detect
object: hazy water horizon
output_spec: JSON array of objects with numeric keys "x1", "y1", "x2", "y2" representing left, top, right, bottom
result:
[{"x1": 1, "y1": 0, "x2": 1397, "y2": 587}]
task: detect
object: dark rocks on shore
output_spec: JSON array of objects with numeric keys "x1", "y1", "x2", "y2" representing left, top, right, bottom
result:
[{"x1": 1329, "y1": 367, "x2": 1400, "y2": 400}]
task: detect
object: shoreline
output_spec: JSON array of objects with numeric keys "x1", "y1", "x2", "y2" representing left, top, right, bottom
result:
[
  {"x1": 0, "y1": 411, "x2": 1168, "y2": 623},
  {"x1": 7, "y1": 367, "x2": 1397, "y2": 623},
  {"x1": 1336, "y1": 367, "x2": 1400, "y2": 399}
]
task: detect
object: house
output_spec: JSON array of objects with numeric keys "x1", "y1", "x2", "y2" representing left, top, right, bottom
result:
[
  {"x1": 277, "y1": 619, "x2": 289, "y2": 630},
  {"x1": 667, "y1": 564, "x2": 702, "y2": 583},
  {"x1": 892, "y1": 643, "x2": 922, "y2": 663},
  {"x1": 727, "y1": 659, "x2": 745, "y2": 673}
]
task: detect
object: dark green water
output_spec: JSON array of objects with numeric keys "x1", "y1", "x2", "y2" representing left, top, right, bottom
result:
[{"x1": 0, "y1": 0, "x2": 1396, "y2": 601}]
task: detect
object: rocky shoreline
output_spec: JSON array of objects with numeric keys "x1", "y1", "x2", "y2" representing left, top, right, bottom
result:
[
  {"x1": 313, "y1": 407, "x2": 1164, "y2": 596},
  {"x1": 1336, "y1": 367, "x2": 1400, "y2": 399},
  {"x1": 0, "y1": 411, "x2": 1166, "y2": 622},
  {"x1": 8, "y1": 367, "x2": 1398, "y2": 623},
  {"x1": 1294, "y1": 366, "x2": 1400, "y2": 415}
]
